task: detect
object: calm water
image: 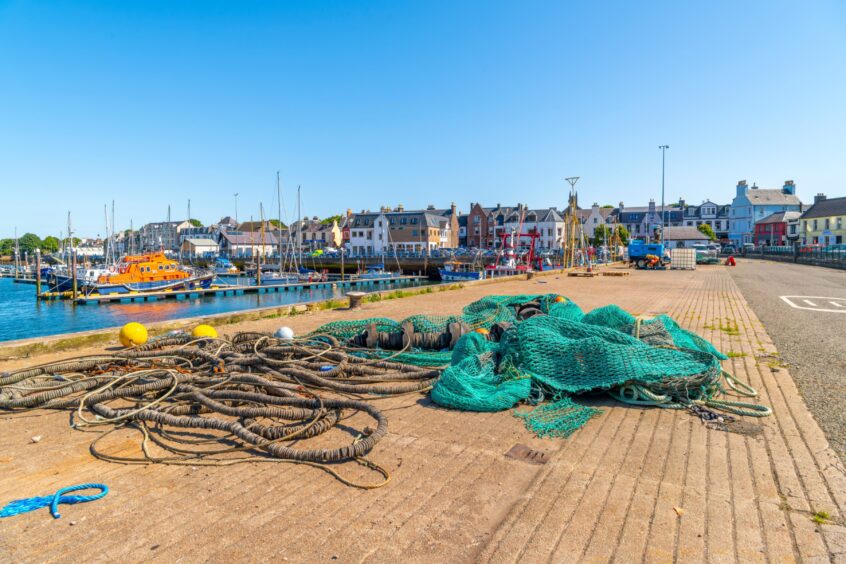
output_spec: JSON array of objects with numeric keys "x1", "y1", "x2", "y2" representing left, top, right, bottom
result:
[{"x1": 0, "y1": 277, "x2": 436, "y2": 343}]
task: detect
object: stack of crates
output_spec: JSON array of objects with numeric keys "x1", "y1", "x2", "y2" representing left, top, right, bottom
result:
[{"x1": 670, "y1": 248, "x2": 696, "y2": 270}]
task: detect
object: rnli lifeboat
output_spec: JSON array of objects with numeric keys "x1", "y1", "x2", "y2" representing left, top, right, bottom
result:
[{"x1": 90, "y1": 252, "x2": 214, "y2": 295}]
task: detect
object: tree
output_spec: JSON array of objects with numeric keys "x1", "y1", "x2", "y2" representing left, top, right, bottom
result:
[
  {"x1": 268, "y1": 219, "x2": 287, "y2": 228},
  {"x1": 614, "y1": 225, "x2": 630, "y2": 246},
  {"x1": 697, "y1": 223, "x2": 716, "y2": 241},
  {"x1": 591, "y1": 225, "x2": 613, "y2": 247},
  {"x1": 601, "y1": 204, "x2": 614, "y2": 209},
  {"x1": 41, "y1": 236, "x2": 60, "y2": 253},
  {"x1": 0, "y1": 239, "x2": 14, "y2": 256},
  {"x1": 320, "y1": 215, "x2": 342, "y2": 225},
  {"x1": 17, "y1": 233, "x2": 42, "y2": 254},
  {"x1": 188, "y1": 218, "x2": 203, "y2": 227}
]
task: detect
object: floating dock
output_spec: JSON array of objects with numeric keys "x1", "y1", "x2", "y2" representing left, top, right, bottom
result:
[{"x1": 37, "y1": 275, "x2": 429, "y2": 304}]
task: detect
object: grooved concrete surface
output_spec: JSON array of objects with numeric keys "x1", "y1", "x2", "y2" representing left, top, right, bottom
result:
[{"x1": 1, "y1": 265, "x2": 845, "y2": 562}]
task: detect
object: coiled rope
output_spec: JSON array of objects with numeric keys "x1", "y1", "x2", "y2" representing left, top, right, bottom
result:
[{"x1": 0, "y1": 484, "x2": 108, "y2": 519}]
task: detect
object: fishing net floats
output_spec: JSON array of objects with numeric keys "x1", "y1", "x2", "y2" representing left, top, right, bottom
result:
[{"x1": 0, "y1": 332, "x2": 439, "y2": 489}]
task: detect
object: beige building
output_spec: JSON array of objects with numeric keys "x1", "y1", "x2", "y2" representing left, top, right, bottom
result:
[{"x1": 348, "y1": 204, "x2": 459, "y2": 255}]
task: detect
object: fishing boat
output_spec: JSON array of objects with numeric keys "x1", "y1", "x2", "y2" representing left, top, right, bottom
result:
[
  {"x1": 213, "y1": 257, "x2": 239, "y2": 275},
  {"x1": 47, "y1": 265, "x2": 111, "y2": 292},
  {"x1": 438, "y1": 260, "x2": 486, "y2": 281},
  {"x1": 357, "y1": 264, "x2": 402, "y2": 280},
  {"x1": 88, "y1": 252, "x2": 214, "y2": 295}
]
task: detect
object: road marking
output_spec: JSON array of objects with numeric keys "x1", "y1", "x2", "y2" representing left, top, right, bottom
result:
[{"x1": 780, "y1": 295, "x2": 846, "y2": 313}]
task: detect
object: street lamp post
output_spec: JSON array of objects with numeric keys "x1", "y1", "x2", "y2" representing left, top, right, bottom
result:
[
  {"x1": 659, "y1": 145, "x2": 669, "y2": 244},
  {"x1": 234, "y1": 193, "x2": 239, "y2": 224}
]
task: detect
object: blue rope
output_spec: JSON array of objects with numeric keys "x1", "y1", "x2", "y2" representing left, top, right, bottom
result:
[{"x1": 0, "y1": 483, "x2": 108, "y2": 519}]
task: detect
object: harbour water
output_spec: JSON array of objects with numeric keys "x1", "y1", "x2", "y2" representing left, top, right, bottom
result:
[{"x1": 0, "y1": 277, "x2": 437, "y2": 343}]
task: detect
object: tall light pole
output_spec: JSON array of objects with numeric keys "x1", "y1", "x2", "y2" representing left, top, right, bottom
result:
[
  {"x1": 234, "y1": 193, "x2": 239, "y2": 224},
  {"x1": 659, "y1": 145, "x2": 669, "y2": 244}
]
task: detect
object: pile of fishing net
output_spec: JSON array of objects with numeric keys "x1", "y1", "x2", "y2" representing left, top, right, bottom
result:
[
  {"x1": 312, "y1": 294, "x2": 771, "y2": 437},
  {"x1": 0, "y1": 333, "x2": 440, "y2": 488}
]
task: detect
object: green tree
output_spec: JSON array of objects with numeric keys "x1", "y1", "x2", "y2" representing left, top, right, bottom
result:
[
  {"x1": 614, "y1": 225, "x2": 630, "y2": 245},
  {"x1": 591, "y1": 225, "x2": 613, "y2": 246},
  {"x1": 17, "y1": 233, "x2": 42, "y2": 254},
  {"x1": 41, "y1": 236, "x2": 60, "y2": 253},
  {"x1": 320, "y1": 214, "x2": 342, "y2": 225},
  {"x1": 188, "y1": 218, "x2": 203, "y2": 227},
  {"x1": 0, "y1": 239, "x2": 14, "y2": 256},
  {"x1": 601, "y1": 204, "x2": 614, "y2": 209},
  {"x1": 268, "y1": 219, "x2": 287, "y2": 228},
  {"x1": 697, "y1": 223, "x2": 716, "y2": 241}
]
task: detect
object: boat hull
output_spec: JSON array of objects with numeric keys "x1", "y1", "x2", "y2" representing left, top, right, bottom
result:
[
  {"x1": 88, "y1": 273, "x2": 214, "y2": 295},
  {"x1": 438, "y1": 269, "x2": 484, "y2": 281}
]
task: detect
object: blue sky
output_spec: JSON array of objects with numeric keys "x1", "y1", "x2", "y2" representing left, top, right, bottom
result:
[{"x1": 1, "y1": 0, "x2": 844, "y2": 237}]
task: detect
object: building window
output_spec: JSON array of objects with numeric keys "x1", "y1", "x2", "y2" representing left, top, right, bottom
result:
[
  {"x1": 825, "y1": 218, "x2": 830, "y2": 229},
  {"x1": 813, "y1": 219, "x2": 818, "y2": 231}
]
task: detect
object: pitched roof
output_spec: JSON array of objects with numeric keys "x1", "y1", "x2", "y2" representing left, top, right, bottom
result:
[
  {"x1": 799, "y1": 197, "x2": 846, "y2": 220},
  {"x1": 220, "y1": 231, "x2": 280, "y2": 245},
  {"x1": 745, "y1": 189, "x2": 802, "y2": 206},
  {"x1": 184, "y1": 238, "x2": 219, "y2": 246},
  {"x1": 757, "y1": 211, "x2": 802, "y2": 224},
  {"x1": 663, "y1": 226, "x2": 711, "y2": 241}
]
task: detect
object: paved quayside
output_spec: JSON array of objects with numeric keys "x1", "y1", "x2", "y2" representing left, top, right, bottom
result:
[{"x1": 1, "y1": 264, "x2": 844, "y2": 561}]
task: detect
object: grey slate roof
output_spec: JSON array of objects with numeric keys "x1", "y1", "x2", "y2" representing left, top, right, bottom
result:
[
  {"x1": 745, "y1": 189, "x2": 802, "y2": 206},
  {"x1": 664, "y1": 226, "x2": 711, "y2": 241},
  {"x1": 799, "y1": 197, "x2": 846, "y2": 220},
  {"x1": 757, "y1": 211, "x2": 802, "y2": 224}
]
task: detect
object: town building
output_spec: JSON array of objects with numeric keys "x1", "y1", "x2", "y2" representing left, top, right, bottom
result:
[
  {"x1": 501, "y1": 207, "x2": 566, "y2": 250},
  {"x1": 729, "y1": 180, "x2": 802, "y2": 245},
  {"x1": 798, "y1": 194, "x2": 846, "y2": 246},
  {"x1": 753, "y1": 211, "x2": 802, "y2": 246},
  {"x1": 218, "y1": 230, "x2": 280, "y2": 258},
  {"x1": 662, "y1": 226, "x2": 711, "y2": 249},
  {"x1": 181, "y1": 237, "x2": 220, "y2": 257},
  {"x1": 678, "y1": 199, "x2": 731, "y2": 241},
  {"x1": 289, "y1": 217, "x2": 341, "y2": 252},
  {"x1": 616, "y1": 200, "x2": 682, "y2": 241},
  {"x1": 139, "y1": 220, "x2": 193, "y2": 251},
  {"x1": 348, "y1": 204, "x2": 458, "y2": 255}
]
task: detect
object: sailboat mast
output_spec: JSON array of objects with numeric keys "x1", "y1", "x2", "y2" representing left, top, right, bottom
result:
[
  {"x1": 104, "y1": 204, "x2": 110, "y2": 266},
  {"x1": 296, "y1": 185, "x2": 302, "y2": 269},
  {"x1": 111, "y1": 200, "x2": 115, "y2": 263},
  {"x1": 277, "y1": 171, "x2": 282, "y2": 274}
]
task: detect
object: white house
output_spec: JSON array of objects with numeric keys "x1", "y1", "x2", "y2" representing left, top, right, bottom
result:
[
  {"x1": 663, "y1": 226, "x2": 710, "y2": 249},
  {"x1": 348, "y1": 212, "x2": 389, "y2": 256},
  {"x1": 181, "y1": 238, "x2": 220, "y2": 257},
  {"x1": 502, "y1": 207, "x2": 566, "y2": 250},
  {"x1": 218, "y1": 231, "x2": 280, "y2": 258}
]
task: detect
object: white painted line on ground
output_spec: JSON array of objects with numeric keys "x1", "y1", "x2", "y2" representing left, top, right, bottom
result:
[{"x1": 780, "y1": 295, "x2": 846, "y2": 313}]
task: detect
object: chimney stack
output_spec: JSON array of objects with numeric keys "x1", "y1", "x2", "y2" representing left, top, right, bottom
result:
[
  {"x1": 814, "y1": 193, "x2": 827, "y2": 204},
  {"x1": 783, "y1": 180, "x2": 796, "y2": 195}
]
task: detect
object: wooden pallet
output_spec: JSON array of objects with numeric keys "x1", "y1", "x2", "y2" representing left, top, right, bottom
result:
[
  {"x1": 568, "y1": 271, "x2": 599, "y2": 277},
  {"x1": 601, "y1": 271, "x2": 630, "y2": 277}
]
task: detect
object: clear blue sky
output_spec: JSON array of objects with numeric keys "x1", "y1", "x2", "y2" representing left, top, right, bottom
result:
[{"x1": 1, "y1": 0, "x2": 844, "y2": 238}]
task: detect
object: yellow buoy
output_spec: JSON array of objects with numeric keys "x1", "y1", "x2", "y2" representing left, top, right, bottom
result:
[
  {"x1": 192, "y1": 324, "x2": 218, "y2": 339},
  {"x1": 554, "y1": 296, "x2": 566, "y2": 303},
  {"x1": 119, "y1": 322, "x2": 148, "y2": 348},
  {"x1": 474, "y1": 328, "x2": 489, "y2": 335}
]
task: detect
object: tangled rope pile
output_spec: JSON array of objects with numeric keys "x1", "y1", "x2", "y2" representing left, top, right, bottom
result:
[{"x1": 0, "y1": 333, "x2": 439, "y2": 488}]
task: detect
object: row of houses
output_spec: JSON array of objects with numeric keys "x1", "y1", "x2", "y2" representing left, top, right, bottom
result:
[
  {"x1": 108, "y1": 216, "x2": 343, "y2": 258},
  {"x1": 104, "y1": 179, "x2": 844, "y2": 257}
]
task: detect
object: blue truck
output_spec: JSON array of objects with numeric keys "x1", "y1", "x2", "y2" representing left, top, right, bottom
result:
[{"x1": 627, "y1": 241, "x2": 669, "y2": 269}]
